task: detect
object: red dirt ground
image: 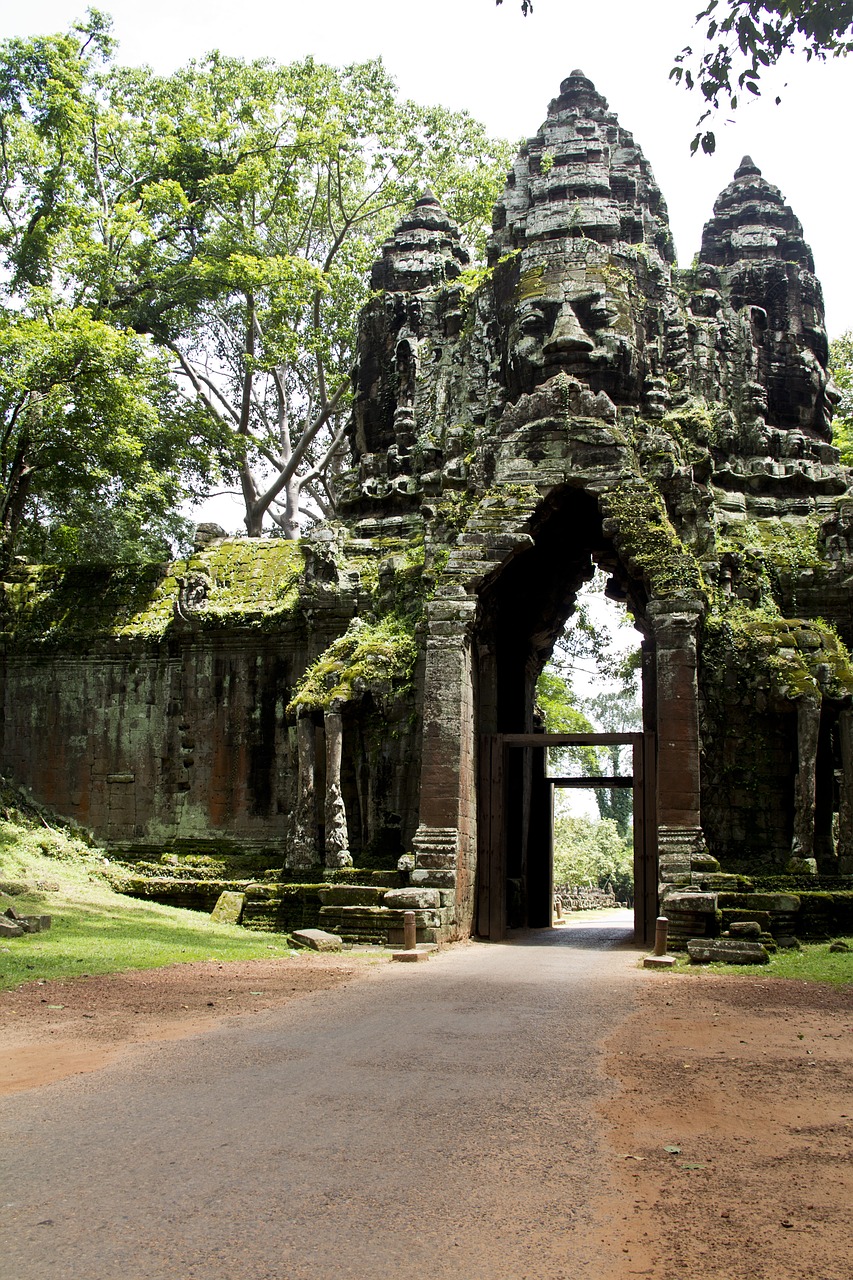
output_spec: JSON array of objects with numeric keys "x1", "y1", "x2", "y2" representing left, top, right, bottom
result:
[{"x1": 2, "y1": 953, "x2": 851, "y2": 1278}]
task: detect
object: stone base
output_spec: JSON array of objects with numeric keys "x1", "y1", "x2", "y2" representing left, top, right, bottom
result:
[
  {"x1": 391, "y1": 945, "x2": 436, "y2": 963},
  {"x1": 643, "y1": 954, "x2": 676, "y2": 968}
]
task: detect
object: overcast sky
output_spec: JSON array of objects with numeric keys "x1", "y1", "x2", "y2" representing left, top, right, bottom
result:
[{"x1": 4, "y1": 0, "x2": 852, "y2": 338}]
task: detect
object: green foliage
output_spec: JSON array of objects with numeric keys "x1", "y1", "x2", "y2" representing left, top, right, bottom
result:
[
  {"x1": 535, "y1": 667, "x2": 598, "y2": 773},
  {"x1": 671, "y1": 1, "x2": 853, "y2": 154},
  {"x1": 0, "y1": 308, "x2": 213, "y2": 561},
  {"x1": 0, "y1": 15, "x2": 513, "y2": 549},
  {"x1": 552, "y1": 814, "x2": 633, "y2": 902},
  {"x1": 830, "y1": 331, "x2": 853, "y2": 465},
  {"x1": 583, "y1": 688, "x2": 641, "y2": 837}
]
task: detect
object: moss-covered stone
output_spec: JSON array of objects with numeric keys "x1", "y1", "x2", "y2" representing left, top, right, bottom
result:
[
  {"x1": 287, "y1": 614, "x2": 418, "y2": 713},
  {"x1": 0, "y1": 539, "x2": 306, "y2": 648},
  {"x1": 601, "y1": 482, "x2": 705, "y2": 599}
]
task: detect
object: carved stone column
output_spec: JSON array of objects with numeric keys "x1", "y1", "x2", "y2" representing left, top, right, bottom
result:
[
  {"x1": 324, "y1": 701, "x2": 352, "y2": 868},
  {"x1": 647, "y1": 597, "x2": 706, "y2": 870},
  {"x1": 289, "y1": 711, "x2": 318, "y2": 869},
  {"x1": 837, "y1": 708, "x2": 853, "y2": 874},
  {"x1": 790, "y1": 695, "x2": 821, "y2": 869},
  {"x1": 412, "y1": 595, "x2": 478, "y2": 932}
]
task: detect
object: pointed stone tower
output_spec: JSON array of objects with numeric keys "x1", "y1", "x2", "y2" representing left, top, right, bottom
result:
[{"x1": 692, "y1": 156, "x2": 834, "y2": 438}]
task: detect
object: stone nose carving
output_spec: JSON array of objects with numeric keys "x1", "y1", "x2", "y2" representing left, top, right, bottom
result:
[{"x1": 543, "y1": 300, "x2": 594, "y2": 356}]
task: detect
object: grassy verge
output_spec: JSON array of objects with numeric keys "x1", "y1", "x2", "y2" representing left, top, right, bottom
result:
[
  {"x1": 668, "y1": 942, "x2": 853, "y2": 985},
  {"x1": 0, "y1": 801, "x2": 292, "y2": 991}
]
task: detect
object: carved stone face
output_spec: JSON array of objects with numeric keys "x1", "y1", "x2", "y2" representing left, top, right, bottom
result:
[{"x1": 500, "y1": 250, "x2": 650, "y2": 406}]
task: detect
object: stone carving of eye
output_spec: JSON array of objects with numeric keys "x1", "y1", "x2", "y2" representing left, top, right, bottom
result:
[{"x1": 517, "y1": 305, "x2": 548, "y2": 334}]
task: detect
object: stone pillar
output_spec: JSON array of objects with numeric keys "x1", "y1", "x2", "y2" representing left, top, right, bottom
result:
[
  {"x1": 289, "y1": 711, "x2": 318, "y2": 869},
  {"x1": 790, "y1": 695, "x2": 821, "y2": 869},
  {"x1": 647, "y1": 597, "x2": 705, "y2": 869},
  {"x1": 324, "y1": 701, "x2": 352, "y2": 868},
  {"x1": 837, "y1": 709, "x2": 853, "y2": 874},
  {"x1": 411, "y1": 595, "x2": 478, "y2": 933}
]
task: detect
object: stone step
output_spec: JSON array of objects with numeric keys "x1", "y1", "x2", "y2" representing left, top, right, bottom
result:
[{"x1": 317, "y1": 885, "x2": 387, "y2": 907}]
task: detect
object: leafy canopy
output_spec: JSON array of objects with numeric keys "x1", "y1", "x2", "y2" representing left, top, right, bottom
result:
[
  {"x1": 671, "y1": 1, "x2": 853, "y2": 153},
  {"x1": 0, "y1": 10, "x2": 513, "y2": 557}
]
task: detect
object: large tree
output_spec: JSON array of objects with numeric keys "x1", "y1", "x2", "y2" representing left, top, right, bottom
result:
[
  {"x1": 0, "y1": 14, "x2": 216, "y2": 562},
  {"x1": 1, "y1": 13, "x2": 512, "y2": 554}
]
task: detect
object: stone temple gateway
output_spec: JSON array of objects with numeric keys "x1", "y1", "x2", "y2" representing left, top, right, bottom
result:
[{"x1": 4, "y1": 74, "x2": 853, "y2": 947}]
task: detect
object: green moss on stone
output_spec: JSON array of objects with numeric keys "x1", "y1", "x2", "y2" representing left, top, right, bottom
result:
[
  {"x1": 288, "y1": 614, "x2": 418, "y2": 713},
  {"x1": 602, "y1": 482, "x2": 704, "y2": 599},
  {"x1": 1, "y1": 539, "x2": 307, "y2": 648},
  {"x1": 703, "y1": 608, "x2": 853, "y2": 702}
]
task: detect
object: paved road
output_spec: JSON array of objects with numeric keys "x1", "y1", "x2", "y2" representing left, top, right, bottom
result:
[{"x1": 2, "y1": 912, "x2": 644, "y2": 1280}]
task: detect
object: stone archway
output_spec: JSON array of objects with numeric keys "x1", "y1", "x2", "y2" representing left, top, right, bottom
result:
[{"x1": 410, "y1": 411, "x2": 708, "y2": 943}]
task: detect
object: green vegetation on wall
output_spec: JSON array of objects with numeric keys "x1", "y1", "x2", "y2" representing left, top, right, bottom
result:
[
  {"x1": 602, "y1": 481, "x2": 704, "y2": 598},
  {"x1": 0, "y1": 540, "x2": 306, "y2": 648},
  {"x1": 287, "y1": 614, "x2": 418, "y2": 713}
]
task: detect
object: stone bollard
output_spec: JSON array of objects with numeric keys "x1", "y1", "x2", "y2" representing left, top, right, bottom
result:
[
  {"x1": 644, "y1": 915, "x2": 676, "y2": 969},
  {"x1": 391, "y1": 909, "x2": 432, "y2": 962}
]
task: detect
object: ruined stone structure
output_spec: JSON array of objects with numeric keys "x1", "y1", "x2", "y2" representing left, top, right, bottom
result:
[{"x1": 3, "y1": 74, "x2": 853, "y2": 945}]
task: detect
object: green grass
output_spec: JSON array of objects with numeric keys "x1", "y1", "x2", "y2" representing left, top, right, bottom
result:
[
  {"x1": 669, "y1": 941, "x2": 853, "y2": 985},
  {"x1": 0, "y1": 813, "x2": 292, "y2": 991}
]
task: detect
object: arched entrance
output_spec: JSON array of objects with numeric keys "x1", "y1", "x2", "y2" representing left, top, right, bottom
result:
[
  {"x1": 472, "y1": 486, "x2": 657, "y2": 943},
  {"x1": 411, "y1": 438, "x2": 706, "y2": 948}
]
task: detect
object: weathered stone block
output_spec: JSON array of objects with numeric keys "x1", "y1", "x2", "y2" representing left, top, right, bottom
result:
[
  {"x1": 727, "y1": 921, "x2": 761, "y2": 937},
  {"x1": 383, "y1": 888, "x2": 441, "y2": 909},
  {"x1": 317, "y1": 886, "x2": 386, "y2": 907},
  {"x1": 687, "y1": 938, "x2": 770, "y2": 964},
  {"x1": 410, "y1": 869, "x2": 456, "y2": 888},
  {"x1": 662, "y1": 892, "x2": 717, "y2": 914},
  {"x1": 291, "y1": 928, "x2": 343, "y2": 952},
  {"x1": 210, "y1": 891, "x2": 245, "y2": 924}
]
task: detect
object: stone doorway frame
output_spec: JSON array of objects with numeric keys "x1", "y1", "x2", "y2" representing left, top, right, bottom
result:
[{"x1": 477, "y1": 731, "x2": 658, "y2": 944}]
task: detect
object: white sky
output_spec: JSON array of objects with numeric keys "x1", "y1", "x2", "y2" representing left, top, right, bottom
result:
[{"x1": 4, "y1": 0, "x2": 851, "y2": 337}]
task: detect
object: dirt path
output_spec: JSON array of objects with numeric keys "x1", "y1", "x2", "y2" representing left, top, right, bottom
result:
[
  {"x1": 602, "y1": 970, "x2": 853, "y2": 1280},
  {"x1": 1, "y1": 917, "x2": 851, "y2": 1279}
]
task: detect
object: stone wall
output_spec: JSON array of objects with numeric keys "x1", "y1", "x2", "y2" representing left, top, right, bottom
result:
[{"x1": 1, "y1": 538, "x2": 424, "y2": 869}]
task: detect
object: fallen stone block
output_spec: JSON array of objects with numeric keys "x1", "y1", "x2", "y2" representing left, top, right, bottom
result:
[
  {"x1": 291, "y1": 928, "x2": 343, "y2": 952},
  {"x1": 20, "y1": 915, "x2": 52, "y2": 933},
  {"x1": 687, "y1": 938, "x2": 770, "y2": 965},
  {"x1": 0, "y1": 917, "x2": 24, "y2": 937},
  {"x1": 643, "y1": 954, "x2": 676, "y2": 969},
  {"x1": 210, "y1": 891, "x2": 246, "y2": 925}
]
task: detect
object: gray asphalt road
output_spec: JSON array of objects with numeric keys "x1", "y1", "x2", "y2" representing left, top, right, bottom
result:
[{"x1": 2, "y1": 913, "x2": 644, "y2": 1280}]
